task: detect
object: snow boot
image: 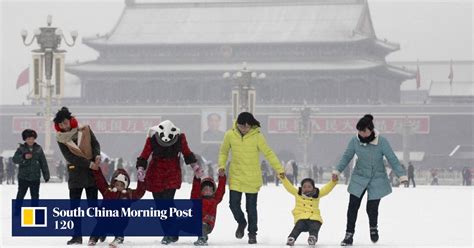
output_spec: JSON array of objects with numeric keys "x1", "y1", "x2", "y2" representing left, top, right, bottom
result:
[
  {"x1": 286, "y1": 237, "x2": 295, "y2": 246},
  {"x1": 308, "y1": 235, "x2": 317, "y2": 246},
  {"x1": 370, "y1": 226, "x2": 379, "y2": 243},
  {"x1": 109, "y1": 237, "x2": 124, "y2": 248},
  {"x1": 66, "y1": 236, "x2": 82, "y2": 245},
  {"x1": 88, "y1": 236, "x2": 98, "y2": 246},
  {"x1": 235, "y1": 222, "x2": 247, "y2": 239},
  {"x1": 161, "y1": 236, "x2": 179, "y2": 245},
  {"x1": 248, "y1": 233, "x2": 257, "y2": 244},
  {"x1": 340, "y1": 232, "x2": 353, "y2": 246},
  {"x1": 193, "y1": 236, "x2": 208, "y2": 246}
]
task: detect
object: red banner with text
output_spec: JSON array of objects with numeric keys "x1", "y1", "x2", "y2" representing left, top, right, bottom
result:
[
  {"x1": 12, "y1": 117, "x2": 162, "y2": 134},
  {"x1": 268, "y1": 116, "x2": 430, "y2": 134}
]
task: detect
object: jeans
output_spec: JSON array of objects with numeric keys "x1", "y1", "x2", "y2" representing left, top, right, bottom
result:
[
  {"x1": 152, "y1": 189, "x2": 176, "y2": 200},
  {"x1": 14, "y1": 179, "x2": 40, "y2": 215},
  {"x1": 346, "y1": 190, "x2": 380, "y2": 233},
  {"x1": 153, "y1": 189, "x2": 177, "y2": 238},
  {"x1": 229, "y1": 190, "x2": 258, "y2": 235},
  {"x1": 408, "y1": 176, "x2": 416, "y2": 187},
  {"x1": 69, "y1": 186, "x2": 98, "y2": 237},
  {"x1": 288, "y1": 219, "x2": 322, "y2": 240}
]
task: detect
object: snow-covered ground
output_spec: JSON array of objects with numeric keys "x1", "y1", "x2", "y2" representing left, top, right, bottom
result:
[{"x1": 1, "y1": 182, "x2": 473, "y2": 247}]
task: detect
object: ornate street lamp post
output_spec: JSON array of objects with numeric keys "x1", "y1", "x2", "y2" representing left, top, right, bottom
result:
[
  {"x1": 223, "y1": 62, "x2": 265, "y2": 118},
  {"x1": 21, "y1": 15, "x2": 77, "y2": 174}
]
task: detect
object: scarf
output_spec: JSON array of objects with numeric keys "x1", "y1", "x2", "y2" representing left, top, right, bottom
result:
[
  {"x1": 358, "y1": 131, "x2": 376, "y2": 144},
  {"x1": 56, "y1": 125, "x2": 93, "y2": 160}
]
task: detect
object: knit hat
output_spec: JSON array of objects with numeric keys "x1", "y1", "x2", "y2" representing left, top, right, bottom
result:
[
  {"x1": 201, "y1": 177, "x2": 216, "y2": 193},
  {"x1": 111, "y1": 169, "x2": 130, "y2": 194},
  {"x1": 21, "y1": 129, "x2": 37, "y2": 141}
]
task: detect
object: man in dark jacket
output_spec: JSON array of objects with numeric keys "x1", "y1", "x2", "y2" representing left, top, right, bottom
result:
[
  {"x1": 54, "y1": 107, "x2": 102, "y2": 245},
  {"x1": 6, "y1": 157, "x2": 16, "y2": 184},
  {"x1": 0, "y1": 156, "x2": 4, "y2": 184},
  {"x1": 12, "y1": 129, "x2": 50, "y2": 214},
  {"x1": 291, "y1": 160, "x2": 299, "y2": 186},
  {"x1": 407, "y1": 162, "x2": 416, "y2": 188}
]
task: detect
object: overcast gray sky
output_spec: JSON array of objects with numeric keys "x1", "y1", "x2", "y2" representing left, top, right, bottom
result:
[{"x1": 1, "y1": 0, "x2": 473, "y2": 105}]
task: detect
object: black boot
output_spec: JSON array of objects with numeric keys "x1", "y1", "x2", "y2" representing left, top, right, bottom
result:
[
  {"x1": 98, "y1": 236, "x2": 106, "y2": 243},
  {"x1": 66, "y1": 236, "x2": 82, "y2": 245},
  {"x1": 193, "y1": 236, "x2": 208, "y2": 246},
  {"x1": 88, "y1": 236, "x2": 99, "y2": 246},
  {"x1": 248, "y1": 233, "x2": 257, "y2": 244},
  {"x1": 161, "y1": 236, "x2": 179, "y2": 245},
  {"x1": 286, "y1": 237, "x2": 295, "y2": 246},
  {"x1": 235, "y1": 222, "x2": 247, "y2": 239},
  {"x1": 109, "y1": 236, "x2": 124, "y2": 247},
  {"x1": 370, "y1": 226, "x2": 379, "y2": 243},
  {"x1": 308, "y1": 235, "x2": 317, "y2": 246},
  {"x1": 340, "y1": 232, "x2": 353, "y2": 246}
]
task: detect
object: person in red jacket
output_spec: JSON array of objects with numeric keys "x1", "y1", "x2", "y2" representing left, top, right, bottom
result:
[
  {"x1": 91, "y1": 165, "x2": 146, "y2": 247},
  {"x1": 135, "y1": 120, "x2": 202, "y2": 244},
  {"x1": 190, "y1": 169, "x2": 226, "y2": 246}
]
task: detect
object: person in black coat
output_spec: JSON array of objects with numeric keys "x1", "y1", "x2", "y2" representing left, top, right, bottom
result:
[
  {"x1": 0, "y1": 156, "x2": 4, "y2": 184},
  {"x1": 12, "y1": 129, "x2": 50, "y2": 214},
  {"x1": 292, "y1": 160, "x2": 299, "y2": 186},
  {"x1": 54, "y1": 107, "x2": 103, "y2": 245},
  {"x1": 6, "y1": 157, "x2": 16, "y2": 184},
  {"x1": 407, "y1": 162, "x2": 416, "y2": 188}
]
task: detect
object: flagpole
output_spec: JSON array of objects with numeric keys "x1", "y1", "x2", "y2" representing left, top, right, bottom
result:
[
  {"x1": 449, "y1": 59, "x2": 453, "y2": 105},
  {"x1": 450, "y1": 82, "x2": 453, "y2": 105}
]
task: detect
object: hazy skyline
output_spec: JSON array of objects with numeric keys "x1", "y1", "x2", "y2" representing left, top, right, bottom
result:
[{"x1": 1, "y1": 0, "x2": 473, "y2": 105}]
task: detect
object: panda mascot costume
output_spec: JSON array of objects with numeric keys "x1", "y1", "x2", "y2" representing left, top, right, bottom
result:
[{"x1": 136, "y1": 120, "x2": 202, "y2": 200}]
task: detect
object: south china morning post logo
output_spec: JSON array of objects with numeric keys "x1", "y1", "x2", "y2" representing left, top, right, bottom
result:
[
  {"x1": 13, "y1": 199, "x2": 202, "y2": 236},
  {"x1": 21, "y1": 207, "x2": 47, "y2": 227}
]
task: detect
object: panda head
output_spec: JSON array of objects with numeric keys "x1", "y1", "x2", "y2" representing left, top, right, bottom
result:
[{"x1": 150, "y1": 120, "x2": 181, "y2": 147}]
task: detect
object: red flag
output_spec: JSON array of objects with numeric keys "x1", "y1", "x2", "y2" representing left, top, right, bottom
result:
[
  {"x1": 16, "y1": 67, "x2": 29, "y2": 89},
  {"x1": 448, "y1": 60, "x2": 454, "y2": 85},
  {"x1": 415, "y1": 62, "x2": 421, "y2": 90}
]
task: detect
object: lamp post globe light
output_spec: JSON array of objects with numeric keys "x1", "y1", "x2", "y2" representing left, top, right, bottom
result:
[
  {"x1": 21, "y1": 15, "x2": 78, "y2": 175},
  {"x1": 223, "y1": 62, "x2": 265, "y2": 118}
]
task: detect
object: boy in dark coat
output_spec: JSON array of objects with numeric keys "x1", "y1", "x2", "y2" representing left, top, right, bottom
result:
[{"x1": 12, "y1": 129, "x2": 50, "y2": 214}]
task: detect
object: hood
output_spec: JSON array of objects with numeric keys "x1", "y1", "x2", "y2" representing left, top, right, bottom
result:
[
  {"x1": 232, "y1": 121, "x2": 260, "y2": 137},
  {"x1": 111, "y1": 168, "x2": 130, "y2": 189},
  {"x1": 147, "y1": 120, "x2": 181, "y2": 147},
  {"x1": 201, "y1": 177, "x2": 217, "y2": 193}
]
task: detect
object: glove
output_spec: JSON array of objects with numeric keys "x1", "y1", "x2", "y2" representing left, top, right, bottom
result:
[
  {"x1": 137, "y1": 167, "x2": 146, "y2": 182},
  {"x1": 45, "y1": 178, "x2": 50, "y2": 183},
  {"x1": 399, "y1": 175, "x2": 408, "y2": 185},
  {"x1": 24, "y1": 152, "x2": 33, "y2": 160},
  {"x1": 191, "y1": 163, "x2": 203, "y2": 178},
  {"x1": 218, "y1": 168, "x2": 225, "y2": 177},
  {"x1": 332, "y1": 173, "x2": 339, "y2": 182},
  {"x1": 331, "y1": 170, "x2": 340, "y2": 181},
  {"x1": 136, "y1": 157, "x2": 148, "y2": 170}
]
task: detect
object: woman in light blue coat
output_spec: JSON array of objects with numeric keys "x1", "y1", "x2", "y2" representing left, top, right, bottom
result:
[{"x1": 332, "y1": 114, "x2": 407, "y2": 246}]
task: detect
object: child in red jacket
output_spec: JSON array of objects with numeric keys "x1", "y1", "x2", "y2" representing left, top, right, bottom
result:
[
  {"x1": 91, "y1": 165, "x2": 146, "y2": 247},
  {"x1": 190, "y1": 170, "x2": 226, "y2": 246}
]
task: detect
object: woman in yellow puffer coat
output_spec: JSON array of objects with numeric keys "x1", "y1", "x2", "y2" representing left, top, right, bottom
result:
[
  {"x1": 279, "y1": 174, "x2": 338, "y2": 246},
  {"x1": 218, "y1": 112, "x2": 285, "y2": 244}
]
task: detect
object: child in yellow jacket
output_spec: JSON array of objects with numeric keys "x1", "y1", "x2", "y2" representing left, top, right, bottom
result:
[{"x1": 279, "y1": 173, "x2": 338, "y2": 246}]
